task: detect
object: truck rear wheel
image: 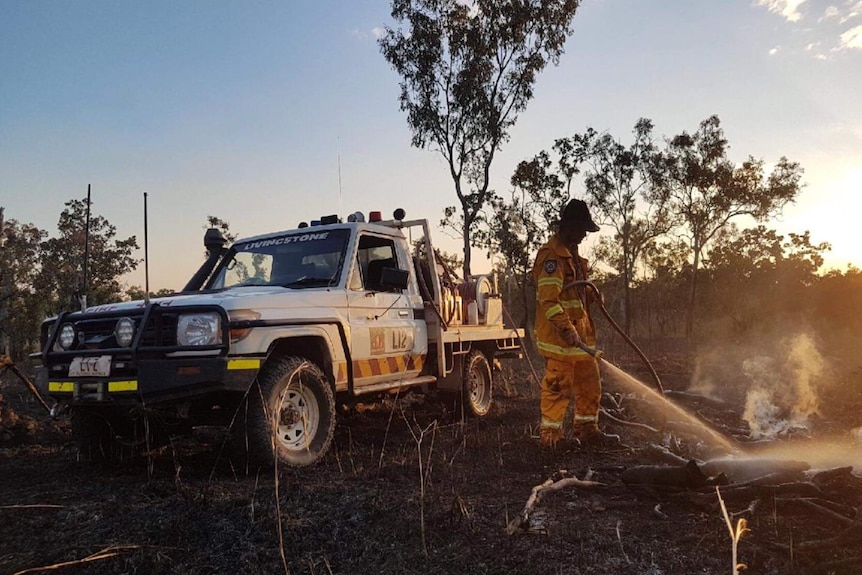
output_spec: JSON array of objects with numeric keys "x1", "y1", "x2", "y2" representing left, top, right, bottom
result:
[
  {"x1": 243, "y1": 356, "x2": 336, "y2": 468},
  {"x1": 460, "y1": 350, "x2": 493, "y2": 418}
]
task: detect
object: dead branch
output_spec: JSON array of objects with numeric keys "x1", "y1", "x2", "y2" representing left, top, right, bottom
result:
[
  {"x1": 775, "y1": 522, "x2": 862, "y2": 553},
  {"x1": 774, "y1": 497, "x2": 858, "y2": 527},
  {"x1": 643, "y1": 443, "x2": 692, "y2": 467},
  {"x1": 677, "y1": 482, "x2": 824, "y2": 506},
  {"x1": 615, "y1": 520, "x2": 631, "y2": 564},
  {"x1": 600, "y1": 407, "x2": 659, "y2": 433},
  {"x1": 12, "y1": 545, "x2": 141, "y2": 575},
  {"x1": 730, "y1": 499, "x2": 760, "y2": 520},
  {"x1": 1, "y1": 356, "x2": 52, "y2": 414},
  {"x1": 506, "y1": 473, "x2": 605, "y2": 535},
  {"x1": 0, "y1": 504, "x2": 64, "y2": 510},
  {"x1": 653, "y1": 504, "x2": 668, "y2": 519}
]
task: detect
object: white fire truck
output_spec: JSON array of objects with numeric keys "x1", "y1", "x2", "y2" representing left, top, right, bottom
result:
[{"x1": 37, "y1": 210, "x2": 523, "y2": 466}]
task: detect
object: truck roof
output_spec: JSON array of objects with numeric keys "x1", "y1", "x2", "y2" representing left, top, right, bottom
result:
[{"x1": 232, "y1": 221, "x2": 408, "y2": 247}]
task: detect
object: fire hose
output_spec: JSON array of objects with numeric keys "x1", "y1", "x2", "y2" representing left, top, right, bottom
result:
[
  {"x1": 563, "y1": 280, "x2": 664, "y2": 395},
  {"x1": 501, "y1": 282, "x2": 665, "y2": 396}
]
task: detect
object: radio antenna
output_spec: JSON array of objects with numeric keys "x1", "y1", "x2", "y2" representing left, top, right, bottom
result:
[
  {"x1": 81, "y1": 184, "x2": 91, "y2": 311},
  {"x1": 143, "y1": 192, "x2": 150, "y2": 305},
  {"x1": 337, "y1": 137, "x2": 344, "y2": 219}
]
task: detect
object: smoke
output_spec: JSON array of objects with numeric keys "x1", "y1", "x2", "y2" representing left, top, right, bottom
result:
[
  {"x1": 739, "y1": 333, "x2": 826, "y2": 440},
  {"x1": 853, "y1": 427, "x2": 862, "y2": 443},
  {"x1": 690, "y1": 332, "x2": 830, "y2": 440}
]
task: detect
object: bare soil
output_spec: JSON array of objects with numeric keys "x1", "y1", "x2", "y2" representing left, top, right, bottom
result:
[{"x1": 2, "y1": 349, "x2": 861, "y2": 575}]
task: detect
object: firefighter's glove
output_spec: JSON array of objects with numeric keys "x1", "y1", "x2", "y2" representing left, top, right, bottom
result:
[{"x1": 561, "y1": 328, "x2": 581, "y2": 347}]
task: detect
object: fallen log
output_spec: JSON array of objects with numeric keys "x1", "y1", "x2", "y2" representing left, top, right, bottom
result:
[
  {"x1": 701, "y1": 457, "x2": 810, "y2": 483},
  {"x1": 621, "y1": 460, "x2": 708, "y2": 490},
  {"x1": 809, "y1": 466, "x2": 855, "y2": 485}
]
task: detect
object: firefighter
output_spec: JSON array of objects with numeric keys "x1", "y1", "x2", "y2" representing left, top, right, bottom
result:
[{"x1": 531, "y1": 198, "x2": 609, "y2": 449}]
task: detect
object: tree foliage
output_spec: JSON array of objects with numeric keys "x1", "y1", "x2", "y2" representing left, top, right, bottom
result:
[
  {"x1": 568, "y1": 118, "x2": 674, "y2": 333},
  {"x1": 0, "y1": 217, "x2": 48, "y2": 356},
  {"x1": 703, "y1": 225, "x2": 829, "y2": 332},
  {"x1": 379, "y1": 0, "x2": 580, "y2": 276},
  {"x1": 38, "y1": 198, "x2": 139, "y2": 313},
  {"x1": 664, "y1": 115, "x2": 804, "y2": 334}
]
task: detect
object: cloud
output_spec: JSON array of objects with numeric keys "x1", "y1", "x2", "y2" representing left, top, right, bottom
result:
[
  {"x1": 840, "y1": 0, "x2": 862, "y2": 23},
  {"x1": 820, "y1": 5, "x2": 840, "y2": 21},
  {"x1": 350, "y1": 27, "x2": 387, "y2": 42},
  {"x1": 839, "y1": 24, "x2": 862, "y2": 48},
  {"x1": 758, "y1": 0, "x2": 862, "y2": 55},
  {"x1": 755, "y1": 0, "x2": 808, "y2": 22}
]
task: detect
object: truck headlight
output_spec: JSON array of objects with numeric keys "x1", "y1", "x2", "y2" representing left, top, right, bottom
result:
[
  {"x1": 177, "y1": 313, "x2": 222, "y2": 346},
  {"x1": 114, "y1": 317, "x2": 136, "y2": 347},
  {"x1": 58, "y1": 323, "x2": 76, "y2": 350}
]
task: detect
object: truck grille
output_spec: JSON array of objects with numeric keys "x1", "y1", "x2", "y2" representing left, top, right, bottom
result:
[
  {"x1": 69, "y1": 314, "x2": 178, "y2": 350},
  {"x1": 43, "y1": 303, "x2": 229, "y2": 360}
]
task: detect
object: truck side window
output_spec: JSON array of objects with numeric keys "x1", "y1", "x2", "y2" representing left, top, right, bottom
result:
[{"x1": 354, "y1": 235, "x2": 401, "y2": 292}]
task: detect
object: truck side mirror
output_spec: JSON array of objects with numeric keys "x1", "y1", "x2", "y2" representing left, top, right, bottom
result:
[{"x1": 380, "y1": 267, "x2": 409, "y2": 291}]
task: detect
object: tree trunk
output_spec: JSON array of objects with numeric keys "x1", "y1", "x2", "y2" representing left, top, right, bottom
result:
[
  {"x1": 686, "y1": 247, "x2": 701, "y2": 337},
  {"x1": 462, "y1": 218, "x2": 472, "y2": 279}
]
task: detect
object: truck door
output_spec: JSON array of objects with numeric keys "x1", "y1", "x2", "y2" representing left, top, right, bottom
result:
[{"x1": 346, "y1": 233, "x2": 427, "y2": 389}]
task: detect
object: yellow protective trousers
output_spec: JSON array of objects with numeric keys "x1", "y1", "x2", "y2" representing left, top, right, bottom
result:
[{"x1": 540, "y1": 356, "x2": 601, "y2": 440}]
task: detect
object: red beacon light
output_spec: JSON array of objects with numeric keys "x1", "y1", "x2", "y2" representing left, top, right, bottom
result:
[{"x1": 368, "y1": 211, "x2": 382, "y2": 223}]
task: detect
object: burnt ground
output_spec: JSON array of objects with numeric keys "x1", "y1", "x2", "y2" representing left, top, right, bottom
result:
[{"x1": 1, "y1": 348, "x2": 862, "y2": 575}]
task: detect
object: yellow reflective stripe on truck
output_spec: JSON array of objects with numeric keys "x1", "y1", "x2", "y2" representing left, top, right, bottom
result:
[
  {"x1": 49, "y1": 381, "x2": 138, "y2": 392},
  {"x1": 336, "y1": 354, "x2": 425, "y2": 383},
  {"x1": 354, "y1": 354, "x2": 425, "y2": 378},
  {"x1": 108, "y1": 380, "x2": 138, "y2": 392},
  {"x1": 48, "y1": 382, "x2": 74, "y2": 392},
  {"x1": 227, "y1": 358, "x2": 261, "y2": 370}
]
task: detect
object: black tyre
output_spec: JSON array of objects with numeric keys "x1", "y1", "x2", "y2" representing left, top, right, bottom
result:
[
  {"x1": 240, "y1": 356, "x2": 336, "y2": 468},
  {"x1": 460, "y1": 350, "x2": 493, "y2": 418}
]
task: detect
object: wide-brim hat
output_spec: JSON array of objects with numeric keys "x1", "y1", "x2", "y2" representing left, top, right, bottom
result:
[{"x1": 560, "y1": 199, "x2": 600, "y2": 232}]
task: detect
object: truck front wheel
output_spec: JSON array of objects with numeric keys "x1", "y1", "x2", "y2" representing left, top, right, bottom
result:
[
  {"x1": 460, "y1": 350, "x2": 493, "y2": 418},
  {"x1": 243, "y1": 356, "x2": 336, "y2": 468}
]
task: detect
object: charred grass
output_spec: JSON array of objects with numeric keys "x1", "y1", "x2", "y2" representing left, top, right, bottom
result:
[{"x1": 2, "y1": 348, "x2": 861, "y2": 575}]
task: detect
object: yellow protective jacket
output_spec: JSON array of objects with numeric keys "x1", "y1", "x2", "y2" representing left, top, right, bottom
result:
[{"x1": 531, "y1": 234, "x2": 596, "y2": 361}]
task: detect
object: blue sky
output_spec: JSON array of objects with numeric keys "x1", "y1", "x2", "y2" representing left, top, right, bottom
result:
[{"x1": 2, "y1": 0, "x2": 861, "y2": 291}]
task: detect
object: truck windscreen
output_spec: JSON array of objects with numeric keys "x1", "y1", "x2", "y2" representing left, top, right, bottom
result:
[{"x1": 207, "y1": 228, "x2": 350, "y2": 289}]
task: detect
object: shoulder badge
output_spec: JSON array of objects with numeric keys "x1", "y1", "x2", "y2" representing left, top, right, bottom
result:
[{"x1": 543, "y1": 259, "x2": 558, "y2": 274}]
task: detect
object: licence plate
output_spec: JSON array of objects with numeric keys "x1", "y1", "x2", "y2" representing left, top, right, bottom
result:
[{"x1": 69, "y1": 355, "x2": 112, "y2": 377}]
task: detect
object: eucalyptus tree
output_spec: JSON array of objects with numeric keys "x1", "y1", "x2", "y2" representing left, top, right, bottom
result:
[
  {"x1": 379, "y1": 0, "x2": 580, "y2": 276},
  {"x1": 665, "y1": 115, "x2": 803, "y2": 335},
  {"x1": 565, "y1": 118, "x2": 674, "y2": 334}
]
